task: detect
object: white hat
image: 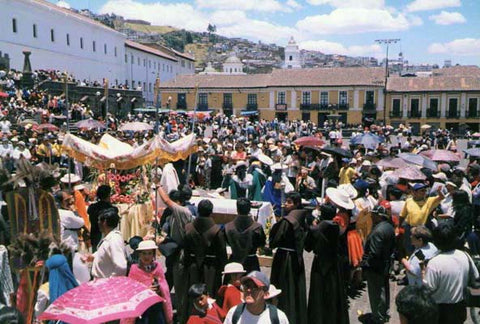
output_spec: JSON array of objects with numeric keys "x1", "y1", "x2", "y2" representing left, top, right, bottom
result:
[
  {"x1": 432, "y1": 172, "x2": 447, "y2": 182},
  {"x1": 362, "y1": 160, "x2": 372, "y2": 167},
  {"x1": 74, "y1": 184, "x2": 86, "y2": 191},
  {"x1": 136, "y1": 240, "x2": 157, "y2": 251},
  {"x1": 338, "y1": 184, "x2": 358, "y2": 200},
  {"x1": 350, "y1": 158, "x2": 357, "y2": 165},
  {"x1": 257, "y1": 154, "x2": 273, "y2": 166},
  {"x1": 60, "y1": 173, "x2": 81, "y2": 183},
  {"x1": 445, "y1": 181, "x2": 458, "y2": 188},
  {"x1": 222, "y1": 262, "x2": 246, "y2": 275},
  {"x1": 326, "y1": 187, "x2": 354, "y2": 210},
  {"x1": 266, "y1": 284, "x2": 282, "y2": 299},
  {"x1": 236, "y1": 160, "x2": 248, "y2": 168},
  {"x1": 271, "y1": 163, "x2": 287, "y2": 171}
]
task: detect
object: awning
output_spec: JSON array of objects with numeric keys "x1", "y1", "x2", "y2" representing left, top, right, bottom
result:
[{"x1": 240, "y1": 110, "x2": 259, "y2": 116}]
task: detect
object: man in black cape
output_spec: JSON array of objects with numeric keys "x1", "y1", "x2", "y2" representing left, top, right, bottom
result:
[
  {"x1": 269, "y1": 191, "x2": 307, "y2": 324},
  {"x1": 224, "y1": 197, "x2": 266, "y2": 273},
  {"x1": 304, "y1": 203, "x2": 349, "y2": 324}
]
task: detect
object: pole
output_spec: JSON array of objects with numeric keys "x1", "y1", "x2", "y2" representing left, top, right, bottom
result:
[
  {"x1": 186, "y1": 83, "x2": 200, "y2": 182},
  {"x1": 153, "y1": 77, "x2": 160, "y2": 234},
  {"x1": 64, "y1": 74, "x2": 71, "y2": 190},
  {"x1": 375, "y1": 38, "x2": 400, "y2": 126},
  {"x1": 104, "y1": 79, "x2": 109, "y2": 132}
]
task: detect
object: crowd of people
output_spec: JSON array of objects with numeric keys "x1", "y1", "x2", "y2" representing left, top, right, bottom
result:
[{"x1": 0, "y1": 68, "x2": 480, "y2": 324}]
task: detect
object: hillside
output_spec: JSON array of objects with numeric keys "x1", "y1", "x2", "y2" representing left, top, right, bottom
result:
[{"x1": 124, "y1": 23, "x2": 178, "y2": 34}]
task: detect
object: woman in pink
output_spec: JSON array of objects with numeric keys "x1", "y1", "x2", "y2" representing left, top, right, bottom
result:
[{"x1": 123, "y1": 240, "x2": 173, "y2": 324}]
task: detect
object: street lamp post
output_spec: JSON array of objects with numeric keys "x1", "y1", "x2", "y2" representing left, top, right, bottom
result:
[{"x1": 375, "y1": 38, "x2": 400, "y2": 125}]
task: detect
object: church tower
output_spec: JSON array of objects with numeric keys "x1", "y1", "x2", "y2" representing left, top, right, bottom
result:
[{"x1": 283, "y1": 36, "x2": 301, "y2": 69}]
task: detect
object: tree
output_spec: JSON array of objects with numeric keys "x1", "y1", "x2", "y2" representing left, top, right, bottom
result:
[
  {"x1": 186, "y1": 31, "x2": 193, "y2": 44},
  {"x1": 207, "y1": 23, "x2": 217, "y2": 43}
]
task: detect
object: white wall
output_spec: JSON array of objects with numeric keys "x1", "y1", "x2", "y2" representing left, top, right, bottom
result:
[{"x1": 1, "y1": 0, "x2": 126, "y2": 84}]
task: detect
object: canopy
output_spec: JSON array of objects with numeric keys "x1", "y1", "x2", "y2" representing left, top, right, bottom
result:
[{"x1": 62, "y1": 133, "x2": 197, "y2": 170}]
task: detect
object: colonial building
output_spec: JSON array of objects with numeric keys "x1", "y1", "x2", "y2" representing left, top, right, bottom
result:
[
  {"x1": 386, "y1": 66, "x2": 480, "y2": 133},
  {"x1": 1, "y1": 0, "x2": 195, "y2": 104},
  {"x1": 159, "y1": 67, "x2": 385, "y2": 125},
  {"x1": 283, "y1": 37, "x2": 302, "y2": 69}
]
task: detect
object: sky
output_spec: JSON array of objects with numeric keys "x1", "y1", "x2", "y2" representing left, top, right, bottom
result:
[{"x1": 51, "y1": 0, "x2": 480, "y2": 66}]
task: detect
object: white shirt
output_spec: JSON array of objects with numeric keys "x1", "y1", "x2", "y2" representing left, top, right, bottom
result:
[
  {"x1": 59, "y1": 209, "x2": 85, "y2": 252},
  {"x1": 224, "y1": 304, "x2": 289, "y2": 324},
  {"x1": 425, "y1": 249, "x2": 479, "y2": 304},
  {"x1": 92, "y1": 230, "x2": 127, "y2": 278},
  {"x1": 12, "y1": 148, "x2": 31, "y2": 160}
]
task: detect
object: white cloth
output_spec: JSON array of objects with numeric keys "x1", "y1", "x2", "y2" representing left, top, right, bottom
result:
[
  {"x1": 0, "y1": 144, "x2": 13, "y2": 159},
  {"x1": 12, "y1": 148, "x2": 31, "y2": 160},
  {"x1": 160, "y1": 163, "x2": 180, "y2": 194},
  {"x1": 224, "y1": 304, "x2": 289, "y2": 324},
  {"x1": 59, "y1": 209, "x2": 85, "y2": 252},
  {"x1": 425, "y1": 249, "x2": 479, "y2": 304},
  {"x1": 440, "y1": 194, "x2": 454, "y2": 216},
  {"x1": 92, "y1": 230, "x2": 127, "y2": 278},
  {"x1": 0, "y1": 121, "x2": 11, "y2": 133}
]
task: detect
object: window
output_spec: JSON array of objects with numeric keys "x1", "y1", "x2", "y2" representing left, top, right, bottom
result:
[
  {"x1": 137, "y1": 57, "x2": 140, "y2": 66},
  {"x1": 80, "y1": 37, "x2": 83, "y2": 49},
  {"x1": 66, "y1": 33, "x2": 70, "y2": 46},
  {"x1": 448, "y1": 98, "x2": 458, "y2": 116},
  {"x1": 392, "y1": 99, "x2": 401, "y2": 113},
  {"x1": 125, "y1": 54, "x2": 128, "y2": 63},
  {"x1": 12, "y1": 19, "x2": 17, "y2": 33},
  {"x1": 143, "y1": 82, "x2": 146, "y2": 91},
  {"x1": 302, "y1": 112, "x2": 310, "y2": 122},
  {"x1": 33, "y1": 24, "x2": 37, "y2": 38},
  {"x1": 247, "y1": 94, "x2": 257, "y2": 105},
  {"x1": 320, "y1": 91, "x2": 328, "y2": 105},
  {"x1": 132, "y1": 80, "x2": 135, "y2": 89},
  {"x1": 223, "y1": 93, "x2": 232, "y2": 108},
  {"x1": 302, "y1": 91, "x2": 311, "y2": 105},
  {"x1": 114, "y1": 47, "x2": 117, "y2": 57},
  {"x1": 410, "y1": 98, "x2": 420, "y2": 117},
  {"x1": 131, "y1": 55, "x2": 134, "y2": 64},
  {"x1": 199, "y1": 93, "x2": 208, "y2": 105},
  {"x1": 468, "y1": 98, "x2": 478, "y2": 117},
  {"x1": 163, "y1": 64, "x2": 165, "y2": 71},
  {"x1": 104, "y1": 43, "x2": 107, "y2": 54},
  {"x1": 143, "y1": 59, "x2": 146, "y2": 67},
  {"x1": 154, "y1": 62, "x2": 156, "y2": 69},
  {"x1": 50, "y1": 29, "x2": 55, "y2": 42},
  {"x1": 339, "y1": 91, "x2": 347, "y2": 104},
  {"x1": 149, "y1": 83, "x2": 152, "y2": 93},
  {"x1": 366, "y1": 90, "x2": 374, "y2": 104},
  {"x1": 181, "y1": 60, "x2": 185, "y2": 67},
  {"x1": 428, "y1": 98, "x2": 439, "y2": 117},
  {"x1": 93, "y1": 41, "x2": 96, "y2": 52},
  {"x1": 289, "y1": 55, "x2": 292, "y2": 61},
  {"x1": 149, "y1": 60, "x2": 151, "y2": 68},
  {"x1": 277, "y1": 91, "x2": 286, "y2": 104}
]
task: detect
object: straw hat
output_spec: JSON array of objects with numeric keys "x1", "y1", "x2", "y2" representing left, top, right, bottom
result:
[
  {"x1": 326, "y1": 187, "x2": 354, "y2": 210},
  {"x1": 338, "y1": 184, "x2": 358, "y2": 200},
  {"x1": 222, "y1": 262, "x2": 246, "y2": 275},
  {"x1": 136, "y1": 240, "x2": 157, "y2": 251}
]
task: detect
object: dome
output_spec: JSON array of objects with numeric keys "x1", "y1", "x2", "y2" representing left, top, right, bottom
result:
[{"x1": 225, "y1": 55, "x2": 241, "y2": 64}]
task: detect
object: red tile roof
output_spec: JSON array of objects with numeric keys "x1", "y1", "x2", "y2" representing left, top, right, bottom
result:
[{"x1": 125, "y1": 40, "x2": 177, "y2": 62}]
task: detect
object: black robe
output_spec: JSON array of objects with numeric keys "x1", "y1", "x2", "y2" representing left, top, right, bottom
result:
[
  {"x1": 269, "y1": 209, "x2": 308, "y2": 324},
  {"x1": 224, "y1": 215, "x2": 266, "y2": 273},
  {"x1": 184, "y1": 217, "x2": 227, "y2": 298},
  {"x1": 304, "y1": 220, "x2": 349, "y2": 324}
]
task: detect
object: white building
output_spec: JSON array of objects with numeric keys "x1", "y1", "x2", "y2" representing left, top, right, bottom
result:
[
  {"x1": 283, "y1": 37, "x2": 302, "y2": 69},
  {"x1": 0, "y1": 0, "x2": 195, "y2": 104}
]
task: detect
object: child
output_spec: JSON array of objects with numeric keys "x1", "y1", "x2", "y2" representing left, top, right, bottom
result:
[
  {"x1": 217, "y1": 263, "x2": 245, "y2": 313},
  {"x1": 186, "y1": 283, "x2": 226, "y2": 324}
]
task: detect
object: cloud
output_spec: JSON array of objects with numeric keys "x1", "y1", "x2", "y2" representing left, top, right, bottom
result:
[
  {"x1": 406, "y1": 0, "x2": 461, "y2": 12},
  {"x1": 218, "y1": 19, "x2": 298, "y2": 44},
  {"x1": 195, "y1": 0, "x2": 292, "y2": 12},
  {"x1": 306, "y1": 0, "x2": 385, "y2": 9},
  {"x1": 210, "y1": 10, "x2": 247, "y2": 26},
  {"x1": 429, "y1": 11, "x2": 466, "y2": 25},
  {"x1": 428, "y1": 38, "x2": 480, "y2": 56},
  {"x1": 296, "y1": 8, "x2": 415, "y2": 34},
  {"x1": 56, "y1": 0, "x2": 71, "y2": 9},
  {"x1": 99, "y1": 0, "x2": 208, "y2": 31},
  {"x1": 300, "y1": 40, "x2": 383, "y2": 57},
  {"x1": 286, "y1": 0, "x2": 302, "y2": 9}
]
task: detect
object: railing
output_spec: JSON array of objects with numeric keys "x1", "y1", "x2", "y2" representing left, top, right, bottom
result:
[
  {"x1": 390, "y1": 111, "x2": 402, "y2": 118},
  {"x1": 447, "y1": 110, "x2": 460, "y2": 118},
  {"x1": 222, "y1": 102, "x2": 233, "y2": 109},
  {"x1": 176, "y1": 102, "x2": 187, "y2": 109},
  {"x1": 317, "y1": 103, "x2": 330, "y2": 111},
  {"x1": 246, "y1": 103, "x2": 258, "y2": 111},
  {"x1": 408, "y1": 110, "x2": 422, "y2": 118},
  {"x1": 275, "y1": 103, "x2": 287, "y2": 111},
  {"x1": 363, "y1": 102, "x2": 376, "y2": 112},
  {"x1": 300, "y1": 103, "x2": 311, "y2": 110},
  {"x1": 197, "y1": 103, "x2": 209, "y2": 111},
  {"x1": 426, "y1": 109, "x2": 440, "y2": 118},
  {"x1": 467, "y1": 110, "x2": 479, "y2": 118},
  {"x1": 338, "y1": 103, "x2": 349, "y2": 111}
]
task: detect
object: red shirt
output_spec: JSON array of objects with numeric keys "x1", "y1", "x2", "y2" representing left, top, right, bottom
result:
[
  {"x1": 218, "y1": 284, "x2": 242, "y2": 313},
  {"x1": 186, "y1": 301, "x2": 226, "y2": 324}
]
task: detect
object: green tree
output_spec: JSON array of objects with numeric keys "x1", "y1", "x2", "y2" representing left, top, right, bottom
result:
[
  {"x1": 186, "y1": 31, "x2": 193, "y2": 44},
  {"x1": 207, "y1": 23, "x2": 217, "y2": 43}
]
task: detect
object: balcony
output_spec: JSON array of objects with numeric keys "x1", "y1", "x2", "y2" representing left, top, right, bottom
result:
[
  {"x1": 275, "y1": 103, "x2": 287, "y2": 111},
  {"x1": 317, "y1": 103, "x2": 330, "y2": 111},
  {"x1": 447, "y1": 110, "x2": 460, "y2": 118},
  {"x1": 408, "y1": 110, "x2": 422, "y2": 118},
  {"x1": 390, "y1": 111, "x2": 402, "y2": 118},
  {"x1": 337, "y1": 103, "x2": 349, "y2": 111},
  {"x1": 300, "y1": 103, "x2": 312, "y2": 110},
  {"x1": 176, "y1": 102, "x2": 187, "y2": 109},
  {"x1": 222, "y1": 102, "x2": 233, "y2": 109},
  {"x1": 197, "y1": 103, "x2": 209, "y2": 111},
  {"x1": 467, "y1": 110, "x2": 479, "y2": 118},
  {"x1": 363, "y1": 102, "x2": 376, "y2": 112},
  {"x1": 426, "y1": 109, "x2": 440, "y2": 118},
  {"x1": 246, "y1": 103, "x2": 258, "y2": 111}
]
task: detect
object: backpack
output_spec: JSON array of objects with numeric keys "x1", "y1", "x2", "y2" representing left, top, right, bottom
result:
[{"x1": 232, "y1": 302, "x2": 279, "y2": 324}]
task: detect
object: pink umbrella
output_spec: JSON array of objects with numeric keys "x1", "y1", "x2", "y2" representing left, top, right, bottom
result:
[
  {"x1": 119, "y1": 121, "x2": 153, "y2": 132},
  {"x1": 420, "y1": 149, "x2": 461, "y2": 162},
  {"x1": 294, "y1": 136, "x2": 325, "y2": 147},
  {"x1": 39, "y1": 276, "x2": 163, "y2": 324},
  {"x1": 74, "y1": 119, "x2": 106, "y2": 130},
  {"x1": 377, "y1": 157, "x2": 408, "y2": 169},
  {"x1": 392, "y1": 166, "x2": 427, "y2": 181},
  {"x1": 35, "y1": 123, "x2": 59, "y2": 132}
]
